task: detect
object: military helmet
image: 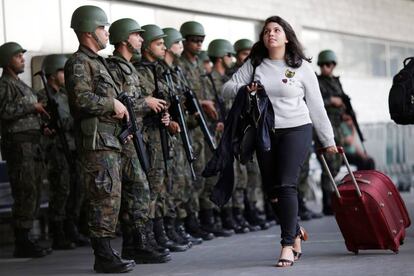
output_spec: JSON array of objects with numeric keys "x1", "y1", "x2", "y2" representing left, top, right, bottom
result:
[
  {"x1": 198, "y1": 50, "x2": 210, "y2": 62},
  {"x1": 234, "y1": 39, "x2": 254, "y2": 53},
  {"x1": 180, "y1": 21, "x2": 205, "y2": 38},
  {"x1": 141, "y1": 24, "x2": 167, "y2": 48},
  {"x1": 207, "y1": 39, "x2": 235, "y2": 58},
  {"x1": 42, "y1": 54, "x2": 68, "y2": 75},
  {"x1": 317, "y1": 49, "x2": 338, "y2": 65},
  {"x1": 70, "y1": 5, "x2": 110, "y2": 33},
  {"x1": 162, "y1": 27, "x2": 184, "y2": 49},
  {"x1": 0, "y1": 42, "x2": 26, "y2": 68},
  {"x1": 109, "y1": 18, "x2": 144, "y2": 45}
]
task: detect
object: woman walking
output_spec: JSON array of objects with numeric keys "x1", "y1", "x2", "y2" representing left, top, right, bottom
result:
[{"x1": 222, "y1": 16, "x2": 337, "y2": 267}]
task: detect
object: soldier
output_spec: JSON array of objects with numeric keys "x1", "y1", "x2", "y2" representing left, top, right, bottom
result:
[
  {"x1": 206, "y1": 39, "x2": 250, "y2": 235},
  {"x1": 161, "y1": 27, "x2": 203, "y2": 246},
  {"x1": 316, "y1": 49, "x2": 345, "y2": 215},
  {"x1": 226, "y1": 38, "x2": 253, "y2": 76},
  {"x1": 178, "y1": 21, "x2": 232, "y2": 238},
  {"x1": 64, "y1": 5, "x2": 135, "y2": 273},
  {"x1": 198, "y1": 50, "x2": 212, "y2": 74},
  {"x1": 136, "y1": 24, "x2": 189, "y2": 252},
  {"x1": 0, "y1": 42, "x2": 51, "y2": 258},
  {"x1": 106, "y1": 18, "x2": 172, "y2": 264},
  {"x1": 38, "y1": 54, "x2": 77, "y2": 250}
]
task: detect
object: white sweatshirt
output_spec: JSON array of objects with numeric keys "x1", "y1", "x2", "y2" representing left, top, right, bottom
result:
[{"x1": 222, "y1": 58, "x2": 335, "y2": 148}]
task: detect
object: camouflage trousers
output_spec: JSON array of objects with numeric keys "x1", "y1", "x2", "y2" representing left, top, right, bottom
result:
[
  {"x1": 199, "y1": 137, "x2": 217, "y2": 211},
  {"x1": 245, "y1": 154, "x2": 261, "y2": 206},
  {"x1": 3, "y1": 133, "x2": 43, "y2": 229},
  {"x1": 119, "y1": 142, "x2": 151, "y2": 227},
  {"x1": 82, "y1": 150, "x2": 122, "y2": 238},
  {"x1": 224, "y1": 160, "x2": 248, "y2": 210}
]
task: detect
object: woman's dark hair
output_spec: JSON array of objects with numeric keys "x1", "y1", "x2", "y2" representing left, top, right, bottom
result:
[{"x1": 249, "y1": 16, "x2": 311, "y2": 68}]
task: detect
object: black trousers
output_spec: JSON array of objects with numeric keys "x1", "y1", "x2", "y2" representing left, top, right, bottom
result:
[{"x1": 257, "y1": 124, "x2": 313, "y2": 246}]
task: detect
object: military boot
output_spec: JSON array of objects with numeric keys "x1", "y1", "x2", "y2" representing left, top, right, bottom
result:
[
  {"x1": 176, "y1": 219, "x2": 202, "y2": 245},
  {"x1": 221, "y1": 207, "x2": 248, "y2": 234},
  {"x1": 145, "y1": 220, "x2": 170, "y2": 255},
  {"x1": 164, "y1": 217, "x2": 192, "y2": 249},
  {"x1": 153, "y1": 217, "x2": 187, "y2": 252},
  {"x1": 91, "y1": 237, "x2": 135, "y2": 273},
  {"x1": 232, "y1": 208, "x2": 257, "y2": 233},
  {"x1": 244, "y1": 203, "x2": 270, "y2": 231},
  {"x1": 64, "y1": 219, "x2": 90, "y2": 246},
  {"x1": 184, "y1": 213, "x2": 214, "y2": 241},
  {"x1": 50, "y1": 221, "x2": 76, "y2": 250},
  {"x1": 13, "y1": 228, "x2": 48, "y2": 258},
  {"x1": 199, "y1": 209, "x2": 233, "y2": 237},
  {"x1": 298, "y1": 194, "x2": 323, "y2": 220},
  {"x1": 121, "y1": 223, "x2": 171, "y2": 264}
]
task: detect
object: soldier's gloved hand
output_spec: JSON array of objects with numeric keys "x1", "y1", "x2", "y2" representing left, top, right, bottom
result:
[
  {"x1": 168, "y1": 121, "x2": 181, "y2": 134},
  {"x1": 200, "y1": 100, "x2": 218, "y2": 120},
  {"x1": 34, "y1": 103, "x2": 50, "y2": 118},
  {"x1": 161, "y1": 112, "x2": 171, "y2": 127},
  {"x1": 330, "y1": 96, "x2": 344, "y2": 107},
  {"x1": 113, "y1": 98, "x2": 130, "y2": 121},
  {"x1": 145, "y1": 96, "x2": 167, "y2": 113}
]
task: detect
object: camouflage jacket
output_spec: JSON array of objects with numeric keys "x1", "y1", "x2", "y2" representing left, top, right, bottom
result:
[
  {"x1": 0, "y1": 72, "x2": 41, "y2": 135},
  {"x1": 317, "y1": 75, "x2": 346, "y2": 125},
  {"x1": 64, "y1": 45, "x2": 122, "y2": 151},
  {"x1": 176, "y1": 55, "x2": 211, "y2": 100}
]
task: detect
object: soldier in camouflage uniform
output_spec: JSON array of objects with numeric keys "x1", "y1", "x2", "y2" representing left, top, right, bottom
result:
[
  {"x1": 316, "y1": 49, "x2": 345, "y2": 215},
  {"x1": 177, "y1": 22, "x2": 233, "y2": 238},
  {"x1": 37, "y1": 54, "x2": 77, "y2": 250},
  {"x1": 198, "y1": 50, "x2": 212, "y2": 74},
  {"x1": 64, "y1": 6, "x2": 135, "y2": 273},
  {"x1": 206, "y1": 39, "x2": 250, "y2": 235},
  {"x1": 135, "y1": 24, "x2": 189, "y2": 252},
  {"x1": 0, "y1": 42, "x2": 51, "y2": 258},
  {"x1": 106, "y1": 18, "x2": 172, "y2": 264}
]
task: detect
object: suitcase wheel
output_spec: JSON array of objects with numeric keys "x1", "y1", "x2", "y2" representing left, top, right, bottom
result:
[
  {"x1": 400, "y1": 239, "x2": 404, "y2": 245},
  {"x1": 393, "y1": 250, "x2": 399, "y2": 254},
  {"x1": 352, "y1": 250, "x2": 359, "y2": 255}
]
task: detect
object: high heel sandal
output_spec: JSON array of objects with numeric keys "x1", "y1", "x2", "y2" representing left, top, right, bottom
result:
[
  {"x1": 292, "y1": 227, "x2": 308, "y2": 261},
  {"x1": 276, "y1": 247, "x2": 294, "y2": 268}
]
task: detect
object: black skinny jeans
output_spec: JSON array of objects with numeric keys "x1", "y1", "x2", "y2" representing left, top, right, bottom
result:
[{"x1": 257, "y1": 123, "x2": 313, "y2": 246}]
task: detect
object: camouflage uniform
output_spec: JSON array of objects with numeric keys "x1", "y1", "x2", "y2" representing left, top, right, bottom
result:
[
  {"x1": 0, "y1": 72, "x2": 43, "y2": 230},
  {"x1": 317, "y1": 75, "x2": 345, "y2": 213},
  {"x1": 65, "y1": 45, "x2": 123, "y2": 238},
  {"x1": 106, "y1": 53, "x2": 151, "y2": 227}
]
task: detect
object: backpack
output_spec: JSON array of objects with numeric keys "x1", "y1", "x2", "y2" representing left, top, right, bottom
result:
[{"x1": 389, "y1": 57, "x2": 414, "y2": 124}]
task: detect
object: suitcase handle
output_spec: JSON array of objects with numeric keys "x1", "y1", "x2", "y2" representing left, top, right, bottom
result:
[{"x1": 318, "y1": 146, "x2": 362, "y2": 198}]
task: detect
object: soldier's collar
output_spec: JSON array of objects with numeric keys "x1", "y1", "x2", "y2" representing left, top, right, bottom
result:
[{"x1": 79, "y1": 45, "x2": 99, "y2": 58}]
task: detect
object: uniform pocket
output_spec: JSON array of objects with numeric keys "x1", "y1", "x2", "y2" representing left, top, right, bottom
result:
[{"x1": 94, "y1": 168, "x2": 113, "y2": 194}]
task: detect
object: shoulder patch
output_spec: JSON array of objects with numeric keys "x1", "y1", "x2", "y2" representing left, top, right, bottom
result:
[{"x1": 73, "y1": 64, "x2": 85, "y2": 77}]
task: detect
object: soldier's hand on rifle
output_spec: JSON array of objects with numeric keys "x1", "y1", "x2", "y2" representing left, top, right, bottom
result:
[
  {"x1": 331, "y1": 96, "x2": 344, "y2": 107},
  {"x1": 161, "y1": 112, "x2": 171, "y2": 127},
  {"x1": 200, "y1": 100, "x2": 218, "y2": 120},
  {"x1": 34, "y1": 103, "x2": 50, "y2": 118},
  {"x1": 43, "y1": 126, "x2": 55, "y2": 136},
  {"x1": 145, "y1": 96, "x2": 167, "y2": 113},
  {"x1": 113, "y1": 98, "x2": 130, "y2": 121},
  {"x1": 168, "y1": 121, "x2": 181, "y2": 134},
  {"x1": 216, "y1": 122, "x2": 224, "y2": 132}
]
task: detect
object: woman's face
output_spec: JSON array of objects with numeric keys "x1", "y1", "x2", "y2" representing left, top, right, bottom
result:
[{"x1": 262, "y1": 22, "x2": 288, "y2": 50}]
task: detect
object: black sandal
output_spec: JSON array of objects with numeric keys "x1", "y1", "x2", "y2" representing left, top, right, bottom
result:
[
  {"x1": 293, "y1": 227, "x2": 308, "y2": 261},
  {"x1": 276, "y1": 247, "x2": 295, "y2": 268}
]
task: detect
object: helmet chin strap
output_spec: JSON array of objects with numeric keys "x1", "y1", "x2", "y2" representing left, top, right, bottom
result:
[
  {"x1": 127, "y1": 42, "x2": 139, "y2": 55},
  {"x1": 147, "y1": 47, "x2": 164, "y2": 62},
  {"x1": 92, "y1": 32, "x2": 106, "y2": 50}
]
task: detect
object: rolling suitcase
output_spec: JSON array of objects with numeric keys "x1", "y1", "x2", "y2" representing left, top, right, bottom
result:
[{"x1": 319, "y1": 147, "x2": 411, "y2": 254}]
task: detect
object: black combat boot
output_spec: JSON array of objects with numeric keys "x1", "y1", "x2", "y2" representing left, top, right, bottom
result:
[
  {"x1": 146, "y1": 220, "x2": 170, "y2": 255},
  {"x1": 64, "y1": 219, "x2": 90, "y2": 246},
  {"x1": 232, "y1": 207, "x2": 258, "y2": 232},
  {"x1": 13, "y1": 228, "x2": 47, "y2": 258},
  {"x1": 91, "y1": 237, "x2": 135, "y2": 273},
  {"x1": 184, "y1": 213, "x2": 214, "y2": 241},
  {"x1": 50, "y1": 221, "x2": 76, "y2": 250},
  {"x1": 244, "y1": 200, "x2": 270, "y2": 230},
  {"x1": 264, "y1": 201, "x2": 279, "y2": 225},
  {"x1": 164, "y1": 217, "x2": 192, "y2": 249},
  {"x1": 176, "y1": 219, "x2": 202, "y2": 245},
  {"x1": 322, "y1": 189, "x2": 334, "y2": 216},
  {"x1": 199, "y1": 209, "x2": 234, "y2": 237},
  {"x1": 298, "y1": 194, "x2": 323, "y2": 220},
  {"x1": 121, "y1": 223, "x2": 171, "y2": 264},
  {"x1": 221, "y1": 208, "x2": 249, "y2": 234},
  {"x1": 153, "y1": 218, "x2": 187, "y2": 252}
]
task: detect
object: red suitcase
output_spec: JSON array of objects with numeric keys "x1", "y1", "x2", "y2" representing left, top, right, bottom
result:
[{"x1": 319, "y1": 147, "x2": 411, "y2": 254}]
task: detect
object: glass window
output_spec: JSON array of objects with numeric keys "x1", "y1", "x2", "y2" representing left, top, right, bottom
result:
[
  {"x1": 4, "y1": 0, "x2": 61, "y2": 52},
  {"x1": 0, "y1": 0, "x2": 4, "y2": 45},
  {"x1": 390, "y1": 46, "x2": 406, "y2": 76},
  {"x1": 368, "y1": 42, "x2": 387, "y2": 77},
  {"x1": 341, "y1": 37, "x2": 368, "y2": 77}
]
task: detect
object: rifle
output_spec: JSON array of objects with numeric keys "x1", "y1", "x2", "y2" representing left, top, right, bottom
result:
[
  {"x1": 340, "y1": 93, "x2": 367, "y2": 153},
  {"x1": 35, "y1": 70, "x2": 75, "y2": 173},
  {"x1": 205, "y1": 73, "x2": 227, "y2": 123},
  {"x1": 117, "y1": 92, "x2": 151, "y2": 176},
  {"x1": 174, "y1": 66, "x2": 217, "y2": 152},
  {"x1": 141, "y1": 61, "x2": 170, "y2": 177},
  {"x1": 163, "y1": 69, "x2": 197, "y2": 180}
]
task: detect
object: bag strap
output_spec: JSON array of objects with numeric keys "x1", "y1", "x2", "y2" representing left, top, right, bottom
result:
[
  {"x1": 251, "y1": 61, "x2": 257, "y2": 83},
  {"x1": 403, "y1": 57, "x2": 414, "y2": 67}
]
